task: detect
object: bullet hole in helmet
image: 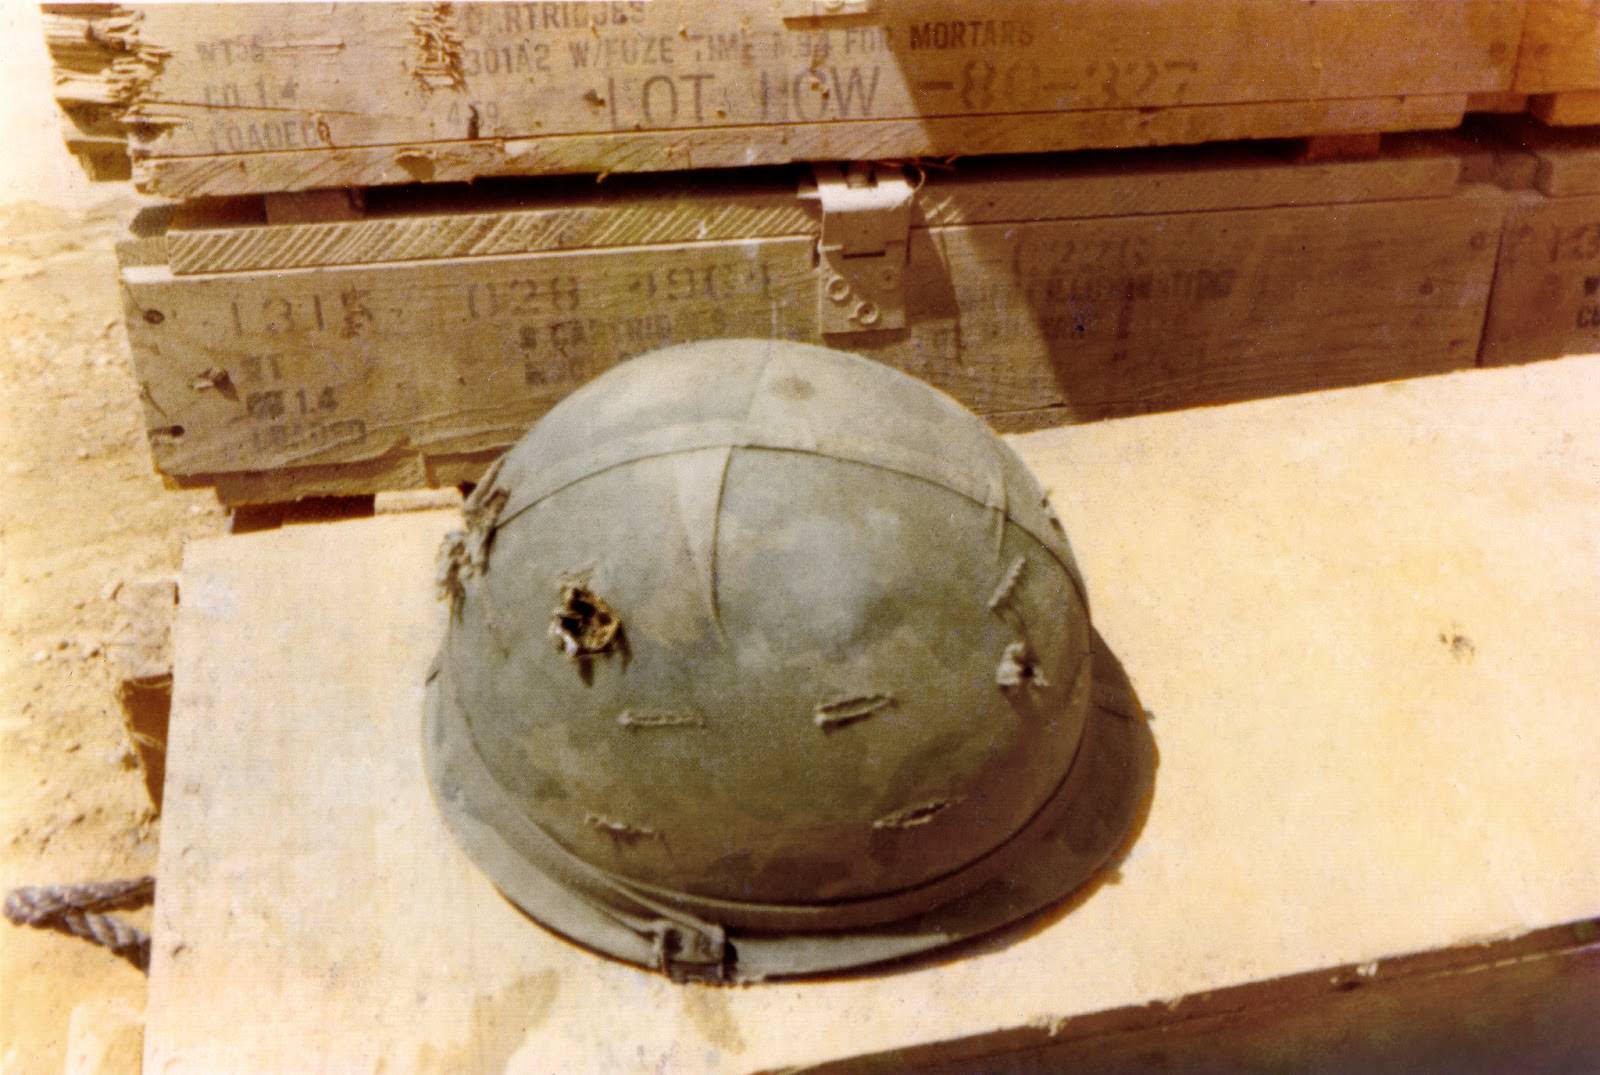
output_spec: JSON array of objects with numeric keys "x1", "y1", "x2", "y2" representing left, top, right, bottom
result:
[{"x1": 550, "y1": 583, "x2": 621, "y2": 660}]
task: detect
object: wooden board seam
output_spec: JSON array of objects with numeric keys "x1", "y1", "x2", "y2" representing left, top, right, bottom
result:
[{"x1": 787, "y1": 920, "x2": 1600, "y2": 1075}]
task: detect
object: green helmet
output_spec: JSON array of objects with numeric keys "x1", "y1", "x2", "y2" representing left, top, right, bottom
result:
[{"x1": 424, "y1": 339, "x2": 1153, "y2": 982}]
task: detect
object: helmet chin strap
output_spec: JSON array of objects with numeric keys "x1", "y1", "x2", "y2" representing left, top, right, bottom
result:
[{"x1": 424, "y1": 642, "x2": 1148, "y2": 983}]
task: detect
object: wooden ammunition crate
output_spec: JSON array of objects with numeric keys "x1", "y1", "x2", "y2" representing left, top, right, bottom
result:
[
  {"x1": 46, "y1": 0, "x2": 1523, "y2": 198},
  {"x1": 1482, "y1": 122, "x2": 1600, "y2": 364},
  {"x1": 118, "y1": 138, "x2": 1511, "y2": 504},
  {"x1": 1514, "y1": 0, "x2": 1600, "y2": 126}
]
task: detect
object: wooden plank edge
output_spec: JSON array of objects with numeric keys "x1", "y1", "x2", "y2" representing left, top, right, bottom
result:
[
  {"x1": 1426, "y1": 127, "x2": 1542, "y2": 191},
  {"x1": 1294, "y1": 132, "x2": 1384, "y2": 162},
  {"x1": 1510, "y1": 0, "x2": 1600, "y2": 97},
  {"x1": 227, "y1": 495, "x2": 376, "y2": 534},
  {"x1": 982, "y1": 340, "x2": 1487, "y2": 434},
  {"x1": 1466, "y1": 91, "x2": 1531, "y2": 114},
  {"x1": 159, "y1": 143, "x2": 1466, "y2": 278},
  {"x1": 43, "y1": 5, "x2": 159, "y2": 182},
  {"x1": 1530, "y1": 91, "x2": 1600, "y2": 127},
  {"x1": 1478, "y1": 189, "x2": 1600, "y2": 366},
  {"x1": 775, "y1": 918, "x2": 1600, "y2": 1075},
  {"x1": 186, "y1": 449, "x2": 499, "y2": 507},
  {"x1": 128, "y1": 96, "x2": 1470, "y2": 199},
  {"x1": 193, "y1": 348, "x2": 1517, "y2": 504},
  {"x1": 1471, "y1": 117, "x2": 1600, "y2": 197}
]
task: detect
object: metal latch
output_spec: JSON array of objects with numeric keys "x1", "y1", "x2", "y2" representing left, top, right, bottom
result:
[
  {"x1": 782, "y1": 0, "x2": 877, "y2": 19},
  {"x1": 800, "y1": 162, "x2": 914, "y2": 335}
]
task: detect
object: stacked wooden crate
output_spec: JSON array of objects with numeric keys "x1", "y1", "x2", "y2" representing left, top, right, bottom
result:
[
  {"x1": 43, "y1": 1, "x2": 1600, "y2": 503},
  {"x1": 1481, "y1": 121, "x2": 1600, "y2": 363},
  {"x1": 42, "y1": 10, "x2": 1600, "y2": 1072},
  {"x1": 48, "y1": 1, "x2": 1523, "y2": 192},
  {"x1": 1513, "y1": 0, "x2": 1600, "y2": 125}
]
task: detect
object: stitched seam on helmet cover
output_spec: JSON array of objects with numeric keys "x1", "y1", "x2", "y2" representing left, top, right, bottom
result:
[
  {"x1": 491, "y1": 422, "x2": 1079, "y2": 585},
  {"x1": 813, "y1": 693, "x2": 895, "y2": 730},
  {"x1": 432, "y1": 645, "x2": 1102, "y2": 938},
  {"x1": 987, "y1": 556, "x2": 1029, "y2": 611}
]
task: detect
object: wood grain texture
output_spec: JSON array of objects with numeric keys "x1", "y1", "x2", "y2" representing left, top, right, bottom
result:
[
  {"x1": 44, "y1": 1, "x2": 1520, "y2": 196},
  {"x1": 1475, "y1": 121, "x2": 1600, "y2": 372},
  {"x1": 167, "y1": 184, "x2": 815, "y2": 275},
  {"x1": 1532, "y1": 132, "x2": 1600, "y2": 197},
  {"x1": 163, "y1": 146, "x2": 1463, "y2": 275},
  {"x1": 126, "y1": 95, "x2": 1477, "y2": 199},
  {"x1": 1489, "y1": 119, "x2": 1600, "y2": 197},
  {"x1": 1530, "y1": 89, "x2": 1600, "y2": 125},
  {"x1": 804, "y1": 924, "x2": 1600, "y2": 1074},
  {"x1": 1481, "y1": 191, "x2": 1600, "y2": 363},
  {"x1": 149, "y1": 356, "x2": 1600, "y2": 1071},
  {"x1": 1513, "y1": 0, "x2": 1600, "y2": 94},
  {"x1": 114, "y1": 145, "x2": 1503, "y2": 503}
]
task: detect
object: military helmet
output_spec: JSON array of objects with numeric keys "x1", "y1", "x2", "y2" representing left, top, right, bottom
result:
[{"x1": 424, "y1": 339, "x2": 1152, "y2": 982}]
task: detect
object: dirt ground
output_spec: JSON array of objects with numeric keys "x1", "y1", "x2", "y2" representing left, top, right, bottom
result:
[
  {"x1": 0, "y1": 195, "x2": 228, "y2": 1072},
  {"x1": 0, "y1": 3, "x2": 217, "y2": 1068}
]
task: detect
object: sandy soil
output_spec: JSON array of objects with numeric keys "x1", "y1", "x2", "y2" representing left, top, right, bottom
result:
[
  {"x1": 0, "y1": 3, "x2": 213, "y2": 1069},
  {"x1": 0, "y1": 195, "x2": 228, "y2": 1072}
]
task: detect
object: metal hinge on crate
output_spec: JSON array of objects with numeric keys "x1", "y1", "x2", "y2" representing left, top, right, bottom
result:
[
  {"x1": 799, "y1": 163, "x2": 914, "y2": 335},
  {"x1": 782, "y1": 0, "x2": 877, "y2": 19}
]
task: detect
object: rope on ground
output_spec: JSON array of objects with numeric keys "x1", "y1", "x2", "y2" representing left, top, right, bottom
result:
[{"x1": 4, "y1": 876, "x2": 154, "y2": 972}]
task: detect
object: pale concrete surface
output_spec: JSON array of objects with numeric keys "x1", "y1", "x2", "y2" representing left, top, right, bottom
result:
[{"x1": 150, "y1": 355, "x2": 1600, "y2": 1073}]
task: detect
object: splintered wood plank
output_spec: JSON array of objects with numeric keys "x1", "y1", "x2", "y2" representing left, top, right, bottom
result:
[
  {"x1": 1481, "y1": 191, "x2": 1600, "y2": 363},
  {"x1": 44, "y1": 1, "x2": 1520, "y2": 196},
  {"x1": 149, "y1": 357, "x2": 1600, "y2": 1072},
  {"x1": 116, "y1": 144, "x2": 1502, "y2": 502}
]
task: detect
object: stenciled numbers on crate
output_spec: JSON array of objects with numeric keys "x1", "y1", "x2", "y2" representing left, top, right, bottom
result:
[
  {"x1": 49, "y1": 2, "x2": 1522, "y2": 195},
  {"x1": 125, "y1": 241, "x2": 817, "y2": 479}
]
